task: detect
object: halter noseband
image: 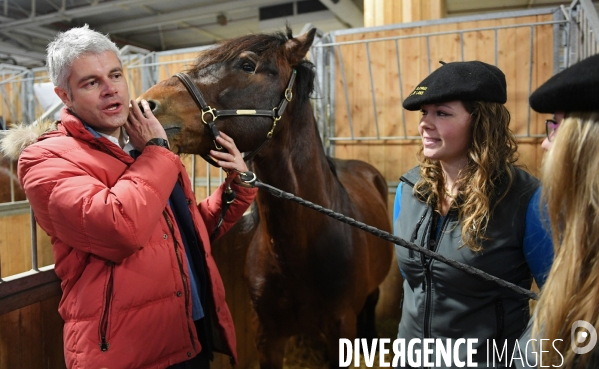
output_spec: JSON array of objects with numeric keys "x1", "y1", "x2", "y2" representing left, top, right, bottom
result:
[{"x1": 174, "y1": 69, "x2": 297, "y2": 167}]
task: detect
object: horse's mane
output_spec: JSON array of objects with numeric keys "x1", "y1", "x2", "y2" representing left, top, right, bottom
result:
[{"x1": 189, "y1": 28, "x2": 315, "y2": 113}]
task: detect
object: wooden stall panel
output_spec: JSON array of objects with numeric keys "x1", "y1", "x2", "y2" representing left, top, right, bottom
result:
[
  {"x1": 332, "y1": 12, "x2": 555, "y2": 180},
  {"x1": 0, "y1": 76, "x2": 19, "y2": 126},
  {"x1": 0, "y1": 212, "x2": 53, "y2": 278},
  {"x1": 0, "y1": 295, "x2": 65, "y2": 369},
  {"x1": 0, "y1": 213, "x2": 31, "y2": 278}
]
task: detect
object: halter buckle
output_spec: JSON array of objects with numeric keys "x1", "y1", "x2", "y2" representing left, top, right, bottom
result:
[
  {"x1": 202, "y1": 106, "x2": 217, "y2": 124},
  {"x1": 236, "y1": 171, "x2": 257, "y2": 188},
  {"x1": 267, "y1": 115, "x2": 280, "y2": 139},
  {"x1": 284, "y1": 88, "x2": 293, "y2": 102}
]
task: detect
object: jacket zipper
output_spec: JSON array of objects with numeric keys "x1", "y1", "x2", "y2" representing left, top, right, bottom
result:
[
  {"x1": 422, "y1": 213, "x2": 449, "y2": 368},
  {"x1": 99, "y1": 261, "x2": 115, "y2": 352},
  {"x1": 495, "y1": 299, "x2": 505, "y2": 340},
  {"x1": 163, "y1": 210, "x2": 198, "y2": 352}
]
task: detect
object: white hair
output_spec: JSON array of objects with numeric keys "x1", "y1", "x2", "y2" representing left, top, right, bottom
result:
[{"x1": 46, "y1": 24, "x2": 122, "y2": 93}]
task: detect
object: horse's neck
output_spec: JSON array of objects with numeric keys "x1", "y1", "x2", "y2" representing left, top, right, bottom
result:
[{"x1": 252, "y1": 110, "x2": 342, "y2": 213}]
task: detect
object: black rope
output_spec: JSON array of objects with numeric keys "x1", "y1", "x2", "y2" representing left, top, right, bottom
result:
[{"x1": 253, "y1": 179, "x2": 538, "y2": 301}]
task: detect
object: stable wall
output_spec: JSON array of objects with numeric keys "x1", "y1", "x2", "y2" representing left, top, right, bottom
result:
[
  {"x1": 330, "y1": 11, "x2": 554, "y2": 184},
  {"x1": 0, "y1": 9, "x2": 558, "y2": 369}
]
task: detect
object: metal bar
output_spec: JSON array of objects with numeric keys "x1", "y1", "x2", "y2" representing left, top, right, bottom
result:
[
  {"x1": 582, "y1": 7, "x2": 588, "y2": 59},
  {"x1": 30, "y1": 209, "x2": 38, "y2": 271},
  {"x1": 334, "y1": 7, "x2": 558, "y2": 37},
  {"x1": 0, "y1": 266, "x2": 60, "y2": 315},
  {"x1": 553, "y1": 10, "x2": 563, "y2": 74},
  {"x1": 578, "y1": 0, "x2": 599, "y2": 45},
  {"x1": 394, "y1": 39, "x2": 407, "y2": 138},
  {"x1": 495, "y1": 29, "x2": 499, "y2": 66},
  {"x1": 460, "y1": 32, "x2": 465, "y2": 61},
  {"x1": 528, "y1": 26, "x2": 534, "y2": 137},
  {"x1": 0, "y1": 265, "x2": 57, "y2": 296},
  {"x1": 0, "y1": 202, "x2": 30, "y2": 221},
  {"x1": 365, "y1": 42, "x2": 380, "y2": 139},
  {"x1": 0, "y1": 82, "x2": 17, "y2": 123},
  {"x1": 0, "y1": 68, "x2": 33, "y2": 84},
  {"x1": 9, "y1": 159, "x2": 14, "y2": 202},
  {"x1": 313, "y1": 20, "x2": 567, "y2": 48},
  {"x1": 566, "y1": 6, "x2": 573, "y2": 67},
  {"x1": 327, "y1": 34, "x2": 337, "y2": 157},
  {"x1": 34, "y1": 101, "x2": 63, "y2": 124},
  {"x1": 426, "y1": 36, "x2": 431, "y2": 75},
  {"x1": 125, "y1": 58, "x2": 196, "y2": 69},
  {"x1": 311, "y1": 45, "x2": 327, "y2": 144},
  {"x1": 122, "y1": 51, "x2": 156, "y2": 70},
  {"x1": 0, "y1": 0, "x2": 156, "y2": 30},
  {"x1": 336, "y1": 44, "x2": 354, "y2": 138}
]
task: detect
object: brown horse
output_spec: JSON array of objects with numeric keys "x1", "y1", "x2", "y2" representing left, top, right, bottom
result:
[
  {"x1": 0, "y1": 154, "x2": 26, "y2": 203},
  {"x1": 139, "y1": 28, "x2": 394, "y2": 368}
]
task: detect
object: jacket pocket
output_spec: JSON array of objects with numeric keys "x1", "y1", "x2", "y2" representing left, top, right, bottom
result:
[
  {"x1": 495, "y1": 299, "x2": 505, "y2": 340},
  {"x1": 409, "y1": 209, "x2": 428, "y2": 259},
  {"x1": 99, "y1": 261, "x2": 115, "y2": 352}
]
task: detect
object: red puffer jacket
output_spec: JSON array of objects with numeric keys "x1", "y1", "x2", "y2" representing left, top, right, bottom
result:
[{"x1": 17, "y1": 108, "x2": 257, "y2": 369}]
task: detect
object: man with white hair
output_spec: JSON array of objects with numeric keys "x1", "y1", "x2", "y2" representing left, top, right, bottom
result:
[{"x1": 2, "y1": 25, "x2": 256, "y2": 368}]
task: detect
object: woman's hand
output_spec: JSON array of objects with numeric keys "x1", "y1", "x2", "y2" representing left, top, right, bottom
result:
[{"x1": 209, "y1": 132, "x2": 249, "y2": 183}]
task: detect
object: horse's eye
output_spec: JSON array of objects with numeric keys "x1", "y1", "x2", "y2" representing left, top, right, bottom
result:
[{"x1": 241, "y1": 62, "x2": 255, "y2": 73}]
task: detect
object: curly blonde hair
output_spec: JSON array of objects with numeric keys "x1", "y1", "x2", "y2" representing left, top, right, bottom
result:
[
  {"x1": 535, "y1": 112, "x2": 599, "y2": 368},
  {"x1": 413, "y1": 101, "x2": 518, "y2": 251}
]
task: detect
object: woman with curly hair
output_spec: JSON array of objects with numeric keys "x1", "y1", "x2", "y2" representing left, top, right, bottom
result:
[{"x1": 393, "y1": 61, "x2": 553, "y2": 368}]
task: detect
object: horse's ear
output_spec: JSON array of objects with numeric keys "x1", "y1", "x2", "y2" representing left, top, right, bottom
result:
[{"x1": 285, "y1": 28, "x2": 317, "y2": 66}]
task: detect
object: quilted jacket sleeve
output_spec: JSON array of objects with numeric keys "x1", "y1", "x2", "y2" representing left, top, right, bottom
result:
[{"x1": 18, "y1": 143, "x2": 180, "y2": 263}]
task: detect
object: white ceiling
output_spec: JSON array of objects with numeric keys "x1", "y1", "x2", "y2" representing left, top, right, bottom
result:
[{"x1": 0, "y1": 0, "x2": 596, "y2": 68}]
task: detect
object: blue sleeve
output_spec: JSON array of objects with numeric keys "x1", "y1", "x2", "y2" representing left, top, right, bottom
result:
[
  {"x1": 393, "y1": 182, "x2": 406, "y2": 280},
  {"x1": 523, "y1": 187, "x2": 554, "y2": 289},
  {"x1": 393, "y1": 182, "x2": 403, "y2": 234}
]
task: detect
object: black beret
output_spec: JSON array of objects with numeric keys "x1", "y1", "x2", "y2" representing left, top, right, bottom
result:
[
  {"x1": 529, "y1": 53, "x2": 599, "y2": 113},
  {"x1": 403, "y1": 61, "x2": 507, "y2": 111}
]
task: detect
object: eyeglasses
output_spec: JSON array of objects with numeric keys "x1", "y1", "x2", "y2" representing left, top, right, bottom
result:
[{"x1": 546, "y1": 119, "x2": 560, "y2": 142}]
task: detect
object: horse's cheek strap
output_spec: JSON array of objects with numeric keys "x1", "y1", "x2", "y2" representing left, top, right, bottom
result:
[{"x1": 207, "y1": 121, "x2": 223, "y2": 150}]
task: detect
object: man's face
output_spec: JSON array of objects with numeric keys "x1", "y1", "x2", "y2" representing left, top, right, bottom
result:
[{"x1": 55, "y1": 50, "x2": 129, "y2": 137}]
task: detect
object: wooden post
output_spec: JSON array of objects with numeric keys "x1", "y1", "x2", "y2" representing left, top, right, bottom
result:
[{"x1": 364, "y1": 0, "x2": 446, "y2": 26}]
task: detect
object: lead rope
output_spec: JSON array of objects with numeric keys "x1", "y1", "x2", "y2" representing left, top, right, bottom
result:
[
  {"x1": 210, "y1": 185, "x2": 237, "y2": 242},
  {"x1": 234, "y1": 170, "x2": 538, "y2": 301}
]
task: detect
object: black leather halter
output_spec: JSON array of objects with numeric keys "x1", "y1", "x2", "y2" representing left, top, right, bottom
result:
[{"x1": 174, "y1": 69, "x2": 297, "y2": 167}]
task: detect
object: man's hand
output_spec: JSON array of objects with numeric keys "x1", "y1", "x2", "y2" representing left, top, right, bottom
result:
[
  {"x1": 125, "y1": 99, "x2": 168, "y2": 151},
  {"x1": 209, "y1": 132, "x2": 249, "y2": 183}
]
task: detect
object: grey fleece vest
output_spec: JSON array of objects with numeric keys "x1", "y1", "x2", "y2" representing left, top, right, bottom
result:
[{"x1": 395, "y1": 166, "x2": 539, "y2": 369}]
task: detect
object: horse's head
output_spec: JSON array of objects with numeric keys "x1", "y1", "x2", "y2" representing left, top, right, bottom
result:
[{"x1": 139, "y1": 28, "x2": 317, "y2": 157}]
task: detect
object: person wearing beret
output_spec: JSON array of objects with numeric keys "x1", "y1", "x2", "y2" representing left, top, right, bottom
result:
[
  {"x1": 514, "y1": 53, "x2": 599, "y2": 369},
  {"x1": 531, "y1": 54, "x2": 599, "y2": 152},
  {"x1": 393, "y1": 60, "x2": 553, "y2": 368}
]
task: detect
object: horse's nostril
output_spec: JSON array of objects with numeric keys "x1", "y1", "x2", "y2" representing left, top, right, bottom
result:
[
  {"x1": 138, "y1": 100, "x2": 160, "y2": 115},
  {"x1": 147, "y1": 100, "x2": 158, "y2": 113}
]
